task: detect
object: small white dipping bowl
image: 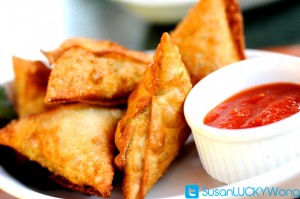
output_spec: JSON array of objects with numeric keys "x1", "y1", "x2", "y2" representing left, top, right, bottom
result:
[{"x1": 184, "y1": 55, "x2": 300, "y2": 184}]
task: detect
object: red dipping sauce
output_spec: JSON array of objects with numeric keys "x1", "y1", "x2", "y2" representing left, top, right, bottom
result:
[{"x1": 204, "y1": 83, "x2": 300, "y2": 129}]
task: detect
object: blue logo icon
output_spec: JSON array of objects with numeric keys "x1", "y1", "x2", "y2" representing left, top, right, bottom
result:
[{"x1": 185, "y1": 184, "x2": 199, "y2": 198}]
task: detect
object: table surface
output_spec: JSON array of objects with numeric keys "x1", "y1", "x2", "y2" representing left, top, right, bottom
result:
[{"x1": 0, "y1": 0, "x2": 300, "y2": 198}]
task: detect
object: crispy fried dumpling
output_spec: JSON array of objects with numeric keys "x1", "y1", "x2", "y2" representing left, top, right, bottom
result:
[
  {"x1": 12, "y1": 56, "x2": 53, "y2": 117},
  {"x1": 115, "y1": 33, "x2": 192, "y2": 199},
  {"x1": 171, "y1": 0, "x2": 246, "y2": 85},
  {"x1": 0, "y1": 104, "x2": 125, "y2": 198},
  {"x1": 42, "y1": 37, "x2": 152, "y2": 106}
]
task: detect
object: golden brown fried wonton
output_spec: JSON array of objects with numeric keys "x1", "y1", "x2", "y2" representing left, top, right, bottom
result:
[
  {"x1": 171, "y1": 0, "x2": 246, "y2": 85},
  {"x1": 0, "y1": 104, "x2": 125, "y2": 198},
  {"x1": 12, "y1": 56, "x2": 53, "y2": 117},
  {"x1": 42, "y1": 37, "x2": 152, "y2": 106},
  {"x1": 115, "y1": 33, "x2": 192, "y2": 199}
]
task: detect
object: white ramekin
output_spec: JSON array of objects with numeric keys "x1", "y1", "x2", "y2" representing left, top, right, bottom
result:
[{"x1": 184, "y1": 55, "x2": 300, "y2": 184}]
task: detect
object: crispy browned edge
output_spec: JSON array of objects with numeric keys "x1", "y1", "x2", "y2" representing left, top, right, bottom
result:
[
  {"x1": 225, "y1": 0, "x2": 246, "y2": 60},
  {"x1": 41, "y1": 37, "x2": 153, "y2": 65},
  {"x1": 50, "y1": 175, "x2": 111, "y2": 198},
  {"x1": 47, "y1": 96, "x2": 128, "y2": 107}
]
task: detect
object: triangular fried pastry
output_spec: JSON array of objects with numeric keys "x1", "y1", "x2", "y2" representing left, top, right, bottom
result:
[
  {"x1": 0, "y1": 104, "x2": 125, "y2": 198},
  {"x1": 171, "y1": 0, "x2": 246, "y2": 85},
  {"x1": 12, "y1": 56, "x2": 54, "y2": 117},
  {"x1": 42, "y1": 37, "x2": 152, "y2": 106},
  {"x1": 115, "y1": 33, "x2": 192, "y2": 199}
]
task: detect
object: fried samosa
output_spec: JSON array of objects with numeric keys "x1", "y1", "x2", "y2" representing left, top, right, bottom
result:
[
  {"x1": 42, "y1": 37, "x2": 152, "y2": 106},
  {"x1": 0, "y1": 104, "x2": 125, "y2": 198},
  {"x1": 171, "y1": 0, "x2": 246, "y2": 85},
  {"x1": 115, "y1": 33, "x2": 192, "y2": 199},
  {"x1": 12, "y1": 56, "x2": 53, "y2": 117}
]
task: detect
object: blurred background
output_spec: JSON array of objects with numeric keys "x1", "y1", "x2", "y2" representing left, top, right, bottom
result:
[
  {"x1": 0, "y1": 0, "x2": 299, "y2": 53},
  {"x1": 0, "y1": 0, "x2": 300, "y2": 82}
]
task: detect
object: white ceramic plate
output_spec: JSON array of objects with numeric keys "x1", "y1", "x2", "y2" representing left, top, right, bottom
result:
[{"x1": 0, "y1": 49, "x2": 299, "y2": 199}]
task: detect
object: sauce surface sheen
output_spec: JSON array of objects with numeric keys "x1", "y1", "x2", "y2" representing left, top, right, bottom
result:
[{"x1": 204, "y1": 83, "x2": 300, "y2": 129}]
